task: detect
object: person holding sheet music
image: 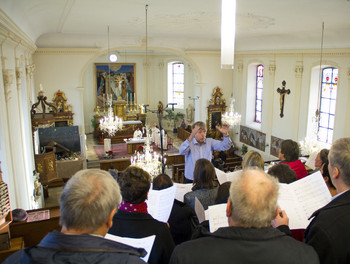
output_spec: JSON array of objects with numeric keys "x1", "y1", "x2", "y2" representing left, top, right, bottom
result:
[
  {"x1": 179, "y1": 121, "x2": 232, "y2": 183},
  {"x1": 108, "y1": 166, "x2": 175, "y2": 264},
  {"x1": 184, "y1": 159, "x2": 218, "y2": 210},
  {"x1": 276, "y1": 138, "x2": 350, "y2": 264},
  {"x1": 268, "y1": 163, "x2": 306, "y2": 242},
  {"x1": 153, "y1": 174, "x2": 193, "y2": 245},
  {"x1": 4, "y1": 169, "x2": 147, "y2": 264},
  {"x1": 171, "y1": 168, "x2": 318, "y2": 264},
  {"x1": 320, "y1": 159, "x2": 337, "y2": 197},
  {"x1": 279, "y1": 139, "x2": 308, "y2": 179},
  {"x1": 314, "y1": 148, "x2": 329, "y2": 169},
  {"x1": 241, "y1": 150, "x2": 264, "y2": 170},
  {"x1": 268, "y1": 163, "x2": 297, "y2": 184}
]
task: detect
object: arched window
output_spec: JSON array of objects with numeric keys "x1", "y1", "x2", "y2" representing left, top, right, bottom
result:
[
  {"x1": 167, "y1": 61, "x2": 184, "y2": 109},
  {"x1": 255, "y1": 65, "x2": 264, "y2": 123},
  {"x1": 318, "y1": 67, "x2": 338, "y2": 144}
]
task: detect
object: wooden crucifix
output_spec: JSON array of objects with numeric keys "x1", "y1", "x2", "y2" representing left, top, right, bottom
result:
[{"x1": 277, "y1": 80, "x2": 290, "y2": 118}]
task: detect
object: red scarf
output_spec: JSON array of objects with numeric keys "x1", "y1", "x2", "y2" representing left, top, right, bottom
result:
[{"x1": 119, "y1": 201, "x2": 148, "y2": 213}]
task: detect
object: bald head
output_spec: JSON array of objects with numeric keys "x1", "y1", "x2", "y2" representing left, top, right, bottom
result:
[{"x1": 229, "y1": 169, "x2": 279, "y2": 228}]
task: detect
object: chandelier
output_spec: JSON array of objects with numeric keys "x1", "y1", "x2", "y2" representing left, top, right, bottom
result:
[
  {"x1": 99, "y1": 94, "x2": 123, "y2": 136},
  {"x1": 222, "y1": 97, "x2": 241, "y2": 126},
  {"x1": 130, "y1": 127, "x2": 164, "y2": 178}
]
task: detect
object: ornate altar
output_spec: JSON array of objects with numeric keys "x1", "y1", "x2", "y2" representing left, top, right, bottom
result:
[
  {"x1": 52, "y1": 90, "x2": 74, "y2": 126},
  {"x1": 94, "y1": 119, "x2": 143, "y2": 144},
  {"x1": 31, "y1": 90, "x2": 57, "y2": 129},
  {"x1": 207, "y1": 87, "x2": 227, "y2": 139},
  {"x1": 31, "y1": 90, "x2": 74, "y2": 130},
  {"x1": 93, "y1": 95, "x2": 146, "y2": 144}
]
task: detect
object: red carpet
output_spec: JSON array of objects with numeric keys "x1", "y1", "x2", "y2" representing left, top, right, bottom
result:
[{"x1": 93, "y1": 143, "x2": 179, "y2": 160}]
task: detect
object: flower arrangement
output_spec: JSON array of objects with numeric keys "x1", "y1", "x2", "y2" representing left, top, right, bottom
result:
[
  {"x1": 105, "y1": 150, "x2": 113, "y2": 159},
  {"x1": 137, "y1": 146, "x2": 144, "y2": 154}
]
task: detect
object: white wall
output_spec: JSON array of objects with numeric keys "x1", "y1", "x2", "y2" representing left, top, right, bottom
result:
[
  {"x1": 1, "y1": 9, "x2": 350, "y2": 210},
  {"x1": 33, "y1": 48, "x2": 350, "y2": 163}
]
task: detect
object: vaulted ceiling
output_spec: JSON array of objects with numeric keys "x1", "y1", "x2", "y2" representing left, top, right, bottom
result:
[{"x1": 1, "y1": 0, "x2": 350, "y2": 52}]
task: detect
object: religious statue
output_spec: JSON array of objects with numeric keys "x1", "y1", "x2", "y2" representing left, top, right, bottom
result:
[
  {"x1": 186, "y1": 104, "x2": 194, "y2": 124},
  {"x1": 277, "y1": 80, "x2": 290, "y2": 118}
]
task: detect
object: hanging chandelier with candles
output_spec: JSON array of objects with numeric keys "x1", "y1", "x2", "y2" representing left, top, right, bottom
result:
[
  {"x1": 222, "y1": 97, "x2": 241, "y2": 127},
  {"x1": 99, "y1": 94, "x2": 123, "y2": 136},
  {"x1": 130, "y1": 127, "x2": 164, "y2": 178}
]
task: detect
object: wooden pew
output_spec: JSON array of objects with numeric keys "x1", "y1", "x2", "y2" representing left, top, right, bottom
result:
[
  {"x1": 100, "y1": 154, "x2": 185, "y2": 172},
  {"x1": 172, "y1": 163, "x2": 185, "y2": 183},
  {"x1": 9, "y1": 207, "x2": 61, "y2": 248}
]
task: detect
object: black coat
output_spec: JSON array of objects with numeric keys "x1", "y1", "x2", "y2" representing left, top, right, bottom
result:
[
  {"x1": 168, "y1": 200, "x2": 193, "y2": 245},
  {"x1": 170, "y1": 226, "x2": 319, "y2": 264},
  {"x1": 305, "y1": 190, "x2": 350, "y2": 264},
  {"x1": 3, "y1": 231, "x2": 146, "y2": 264},
  {"x1": 108, "y1": 210, "x2": 175, "y2": 264}
]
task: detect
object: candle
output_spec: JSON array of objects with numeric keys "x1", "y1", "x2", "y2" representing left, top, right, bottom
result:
[{"x1": 40, "y1": 84, "x2": 43, "y2": 91}]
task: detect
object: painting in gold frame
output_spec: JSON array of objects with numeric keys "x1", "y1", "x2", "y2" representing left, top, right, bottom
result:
[{"x1": 95, "y1": 63, "x2": 136, "y2": 107}]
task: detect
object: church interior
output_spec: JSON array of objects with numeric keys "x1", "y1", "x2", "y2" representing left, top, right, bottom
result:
[{"x1": 0, "y1": 0, "x2": 349, "y2": 257}]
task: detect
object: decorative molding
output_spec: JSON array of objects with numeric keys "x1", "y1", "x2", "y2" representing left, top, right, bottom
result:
[
  {"x1": 295, "y1": 63, "x2": 304, "y2": 77},
  {"x1": 143, "y1": 61, "x2": 151, "y2": 69},
  {"x1": 236, "y1": 63, "x2": 243, "y2": 72},
  {"x1": 15, "y1": 67, "x2": 24, "y2": 88},
  {"x1": 0, "y1": 9, "x2": 36, "y2": 52},
  {"x1": 348, "y1": 69, "x2": 350, "y2": 81},
  {"x1": 3, "y1": 69, "x2": 14, "y2": 101},
  {"x1": 35, "y1": 48, "x2": 100, "y2": 55},
  {"x1": 268, "y1": 64, "x2": 276, "y2": 73},
  {"x1": 235, "y1": 49, "x2": 350, "y2": 57},
  {"x1": 15, "y1": 67, "x2": 23, "y2": 83},
  {"x1": 26, "y1": 64, "x2": 36, "y2": 80},
  {"x1": 158, "y1": 62, "x2": 164, "y2": 69}
]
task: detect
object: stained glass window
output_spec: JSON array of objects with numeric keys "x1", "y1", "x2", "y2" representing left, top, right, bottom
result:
[
  {"x1": 168, "y1": 62, "x2": 184, "y2": 109},
  {"x1": 318, "y1": 67, "x2": 338, "y2": 144},
  {"x1": 255, "y1": 65, "x2": 264, "y2": 123}
]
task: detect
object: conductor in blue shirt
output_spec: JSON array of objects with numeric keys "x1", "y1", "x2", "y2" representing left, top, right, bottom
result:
[{"x1": 179, "y1": 121, "x2": 232, "y2": 183}]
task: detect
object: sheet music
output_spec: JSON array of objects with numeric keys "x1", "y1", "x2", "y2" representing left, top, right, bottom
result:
[
  {"x1": 277, "y1": 171, "x2": 332, "y2": 229},
  {"x1": 147, "y1": 185, "x2": 176, "y2": 223},
  {"x1": 208, "y1": 203, "x2": 228, "y2": 233},
  {"x1": 105, "y1": 233, "x2": 155, "y2": 262},
  {"x1": 305, "y1": 151, "x2": 318, "y2": 170},
  {"x1": 194, "y1": 197, "x2": 205, "y2": 223},
  {"x1": 174, "y1": 183, "x2": 193, "y2": 202},
  {"x1": 226, "y1": 170, "x2": 242, "y2": 182},
  {"x1": 215, "y1": 168, "x2": 228, "y2": 185},
  {"x1": 215, "y1": 168, "x2": 241, "y2": 184}
]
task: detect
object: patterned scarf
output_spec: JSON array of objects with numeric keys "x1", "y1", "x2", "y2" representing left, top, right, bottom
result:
[{"x1": 119, "y1": 201, "x2": 148, "y2": 213}]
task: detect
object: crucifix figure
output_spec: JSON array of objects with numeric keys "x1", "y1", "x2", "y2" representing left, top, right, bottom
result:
[{"x1": 277, "y1": 80, "x2": 290, "y2": 118}]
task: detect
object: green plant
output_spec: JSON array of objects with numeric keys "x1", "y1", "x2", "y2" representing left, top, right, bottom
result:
[
  {"x1": 241, "y1": 144, "x2": 248, "y2": 156},
  {"x1": 91, "y1": 118, "x2": 99, "y2": 129},
  {"x1": 163, "y1": 110, "x2": 185, "y2": 129}
]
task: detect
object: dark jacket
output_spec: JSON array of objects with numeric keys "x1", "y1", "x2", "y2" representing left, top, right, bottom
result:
[
  {"x1": 168, "y1": 199, "x2": 193, "y2": 245},
  {"x1": 108, "y1": 210, "x2": 175, "y2": 264},
  {"x1": 170, "y1": 225, "x2": 319, "y2": 264},
  {"x1": 305, "y1": 190, "x2": 350, "y2": 264},
  {"x1": 3, "y1": 230, "x2": 146, "y2": 264}
]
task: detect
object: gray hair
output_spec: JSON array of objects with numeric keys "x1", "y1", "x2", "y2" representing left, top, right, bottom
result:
[
  {"x1": 192, "y1": 121, "x2": 206, "y2": 131},
  {"x1": 329, "y1": 138, "x2": 350, "y2": 187},
  {"x1": 59, "y1": 169, "x2": 120, "y2": 232},
  {"x1": 229, "y1": 168, "x2": 279, "y2": 228}
]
